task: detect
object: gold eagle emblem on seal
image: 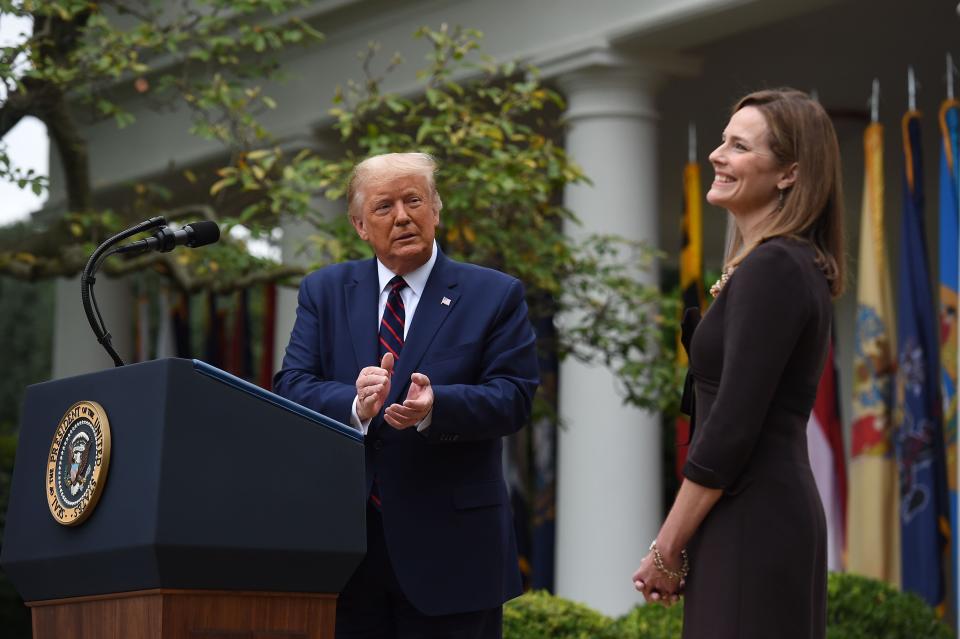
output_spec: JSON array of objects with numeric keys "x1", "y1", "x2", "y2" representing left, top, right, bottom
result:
[{"x1": 46, "y1": 400, "x2": 112, "y2": 526}]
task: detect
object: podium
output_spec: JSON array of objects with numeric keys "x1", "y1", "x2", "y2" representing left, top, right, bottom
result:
[{"x1": 0, "y1": 358, "x2": 366, "y2": 639}]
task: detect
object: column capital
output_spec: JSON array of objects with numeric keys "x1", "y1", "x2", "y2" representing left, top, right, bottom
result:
[{"x1": 535, "y1": 43, "x2": 698, "y2": 123}]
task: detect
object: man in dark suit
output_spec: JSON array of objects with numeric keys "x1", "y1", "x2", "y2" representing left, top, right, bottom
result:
[{"x1": 274, "y1": 152, "x2": 539, "y2": 638}]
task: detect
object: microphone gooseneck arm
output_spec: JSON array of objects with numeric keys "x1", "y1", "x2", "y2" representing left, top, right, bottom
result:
[{"x1": 81, "y1": 216, "x2": 166, "y2": 367}]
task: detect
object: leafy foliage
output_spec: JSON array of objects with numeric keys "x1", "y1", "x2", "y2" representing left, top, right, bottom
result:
[
  {"x1": 503, "y1": 590, "x2": 618, "y2": 639},
  {"x1": 826, "y1": 572, "x2": 952, "y2": 639},
  {"x1": 217, "y1": 25, "x2": 682, "y2": 412},
  {"x1": 3, "y1": 0, "x2": 321, "y2": 139},
  {"x1": 0, "y1": 10, "x2": 681, "y2": 411},
  {"x1": 504, "y1": 573, "x2": 952, "y2": 639},
  {"x1": 0, "y1": 434, "x2": 30, "y2": 639},
  {"x1": 611, "y1": 599, "x2": 684, "y2": 638},
  {"x1": 0, "y1": 0, "x2": 321, "y2": 286},
  {"x1": 0, "y1": 278, "x2": 53, "y2": 432}
]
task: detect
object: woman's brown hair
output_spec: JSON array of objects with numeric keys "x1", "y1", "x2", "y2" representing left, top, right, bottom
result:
[{"x1": 723, "y1": 88, "x2": 846, "y2": 297}]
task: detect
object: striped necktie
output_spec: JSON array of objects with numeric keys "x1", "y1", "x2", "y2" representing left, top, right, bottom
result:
[
  {"x1": 370, "y1": 275, "x2": 407, "y2": 511},
  {"x1": 379, "y1": 275, "x2": 407, "y2": 361}
]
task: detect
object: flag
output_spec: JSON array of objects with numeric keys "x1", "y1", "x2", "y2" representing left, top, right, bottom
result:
[
  {"x1": 172, "y1": 291, "x2": 192, "y2": 358},
  {"x1": 938, "y1": 97, "x2": 960, "y2": 615},
  {"x1": 896, "y1": 109, "x2": 948, "y2": 610},
  {"x1": 676, "y1": 160, "x2": 705, "y2": 478},
  {"x1": 258, "y1": 283, "x2": 277, "y2": 390},
  {"x1": 228, "y1": 288, "x2": 253, "y2": 380},
  {"x1": 847, "y1": 122, "x2": 901, "y2": 585},
  {"x1": 531, "y1": 314, "x2": 557, "y2": 591},
  {"x1": 504, "y1": 430, "x2": 532, "y2": 589},
  {"x1": 134, "y1": 287, "x2": 150, "y2": 362},
  {"x1": 155, "y1": 288, "x2": 175, "y2": 359},
  {"x1": 205, "y1": 292, "x2": 226, "y2": 368},
  {"x1": 806, "y1": 339, "x2": 846, "y2": 570},
  {"x1": 679, "y1": 160, "x2": 706, "y2": 342}
]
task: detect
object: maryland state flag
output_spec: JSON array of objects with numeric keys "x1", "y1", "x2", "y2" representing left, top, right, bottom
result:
[
  {"x1": 847, "y1": 122, "x2": 901, "y2": 586},
  {"x1": 676, "y1": 159, "x2": 705, "y2": 477},
  {"x1": 896, "y1": 109, "x2": 948, "y2": 610},
  {"x1": 938, "y1": 97, "x2": 960, "y2": 615}
]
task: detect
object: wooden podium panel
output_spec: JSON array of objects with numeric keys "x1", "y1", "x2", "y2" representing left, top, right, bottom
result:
[{"x1": 28, "y1": 590, "x2": 336, "y2": 639}]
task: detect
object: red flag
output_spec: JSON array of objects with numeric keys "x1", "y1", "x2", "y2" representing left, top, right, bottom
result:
[
  {"x1": 258, "y1": 283, "x2": 277, "y2": 390},
  {"x1": 806, "y1": 339, "x2": 847, "y2": 570}
]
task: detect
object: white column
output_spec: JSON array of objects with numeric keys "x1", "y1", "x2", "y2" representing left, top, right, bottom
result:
[
  {"x1": 52, "y1": 275, "x2": 132, "y2": 379},
  {"x1": 554, "y1": 61, "x2": 663, "y2": 616}
]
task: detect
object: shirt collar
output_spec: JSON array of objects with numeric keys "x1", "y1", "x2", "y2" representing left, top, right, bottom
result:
[{"x1": 376, "y1": 241, "x2": 437, "y2": 297}]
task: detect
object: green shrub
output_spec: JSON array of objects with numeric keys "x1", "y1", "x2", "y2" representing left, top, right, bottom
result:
[
  {"x1": 0, "y1": 433, "x2": 31, "y2": 639},
  {"x1": 504, "y1": 590, "x2": 617, "y2": 639},
  {"x1": 505, "y1": 573, "x2": 951, "y2": 639},
  {"x1": 826, "y1": 572, "x2": 952, "y2": 639},
  {"x1": 612, "y1": 600, "x2": 683, "y2": 639}
]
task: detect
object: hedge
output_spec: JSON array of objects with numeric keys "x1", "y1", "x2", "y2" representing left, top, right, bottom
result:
[{"x1": 505, "y1": 572, "x2": 952, "y2": 639}]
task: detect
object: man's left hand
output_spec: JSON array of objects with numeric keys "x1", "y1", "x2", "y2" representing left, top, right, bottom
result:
[{"x1": 384, "y1": 372, "x2": 433, "y2": 430}]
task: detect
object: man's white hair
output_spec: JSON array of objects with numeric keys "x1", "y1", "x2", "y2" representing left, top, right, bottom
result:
[{"x1": 347, "y1": 152, "x2": 443, "y2": 218}]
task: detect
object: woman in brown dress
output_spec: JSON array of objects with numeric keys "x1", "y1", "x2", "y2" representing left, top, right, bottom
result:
[{"x1": 631, "y1": 89, "x2": 845, "y2": 639}]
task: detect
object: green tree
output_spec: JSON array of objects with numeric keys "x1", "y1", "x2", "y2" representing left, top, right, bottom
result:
[
  {"x1": 217, "y1": 25, "x2": 682, "y2": 412},
  {"x1": 0, "y1": 0, "x2": 321, "y2": 287},
  {"x1": 0, "y1": 11, "x2": 679, "y2": 411}
]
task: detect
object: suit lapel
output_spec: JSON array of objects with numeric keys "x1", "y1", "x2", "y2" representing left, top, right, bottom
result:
[
  {"x1": 344, "y1": 258, "x2": 380, "y2": 371},
  {"x1": 386, "y1": 252, "x2": 460, "y2": 407}
]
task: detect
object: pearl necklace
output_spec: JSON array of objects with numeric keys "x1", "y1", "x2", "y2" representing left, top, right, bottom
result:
[{"x1": 709, "y1": 267, "x2": 735, "y2": 298}]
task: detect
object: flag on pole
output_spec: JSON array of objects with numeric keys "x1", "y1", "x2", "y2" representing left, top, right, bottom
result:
[
  {"x1": 228, "y1": 288, "x2": 253, "y2": 380},
  {"x1": 938, "y1": 97, "x2": 960, "y2": 615},
  {"x1": 155, "y1": 289, "x2": 175, "y2": 359},
  {"x1": 676, "y1": 158, "x2": 705, "y2": 478},
  {"x1": 531, "y1": 315, "x2": 558, "y2": 591},
  {"x1": 806, "y1": 338, "x2": 846, "y2": 570},
  {"x1": 679, "y1": 161, "x2": 706, "y2": 334},
  {"x1": 896, "y1": 108, "x2": 948, "y2": 610},
  {"x1": 847, "y1": 121, "x2": 901, "y2": 585},
  {"x1": 258, "y1": 283, "x2": 277, "y2": 390},
  {"x1": 205, "y1": 292, "x2": 226, "y2": 368},
  {"x1": 172, "y1": 291, "x2": 192, "y2": 358},
  {"x1": 134, "y1": 287, "x2": 150, "y2": 362}
]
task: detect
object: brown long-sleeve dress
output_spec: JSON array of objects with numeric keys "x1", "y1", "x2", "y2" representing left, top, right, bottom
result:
[{"x1": 682, "y1": 237, "x2": 831, "y2": 639}]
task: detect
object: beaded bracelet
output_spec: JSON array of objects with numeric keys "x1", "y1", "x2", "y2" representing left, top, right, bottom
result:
[{"x1": 649, "y1": 540, "x2": 689, "y2": 582}]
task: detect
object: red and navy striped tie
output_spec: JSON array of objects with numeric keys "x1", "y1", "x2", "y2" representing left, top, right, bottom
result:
[
  {"x1": 379, "y1": 275, "x2": 407, "y2": 361},
  {"x1": 370, "y1": 276, "x2": 406, "y2": 511}
]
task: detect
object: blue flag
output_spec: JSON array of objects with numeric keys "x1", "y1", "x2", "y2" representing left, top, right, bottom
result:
[
  {"x1": 896, "y1": 109, "x2": 949, "y2": 610},
  {"x1": 939, "y1": 98, "x2": 960, "y2": 622}
]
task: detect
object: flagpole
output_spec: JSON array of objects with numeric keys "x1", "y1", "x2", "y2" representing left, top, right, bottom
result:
[
  {"x1": 909, "y1": 65, "x2": 918, "y2": 111},
  {"x1": 871, "y1": 79, "x2": 880, "y2": 124},
  {"x1": 688, "y1": 121, "x2": 696, "y2": 164},
  {"x1": 948, "y1": 53, "x2": 956, "y2": 101}
]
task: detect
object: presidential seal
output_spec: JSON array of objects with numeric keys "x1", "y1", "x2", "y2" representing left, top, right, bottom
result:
[{"x1": 46, "y1": 401, "x2": 112, "y2": 526}]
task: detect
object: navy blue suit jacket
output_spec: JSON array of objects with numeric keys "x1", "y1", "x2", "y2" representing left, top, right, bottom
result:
[{"x1": 274, "y1": 250, "x2": 539, "y2": 615}]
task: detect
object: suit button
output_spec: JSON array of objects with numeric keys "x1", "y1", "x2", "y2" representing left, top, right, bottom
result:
[{"x1": 373, "y1": 438, "x2": 384, "y2": 451}]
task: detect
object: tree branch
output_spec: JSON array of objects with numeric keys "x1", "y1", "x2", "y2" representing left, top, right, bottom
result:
[{"x1": 39, "y1": 91, "x2": 92, "y2": 212}]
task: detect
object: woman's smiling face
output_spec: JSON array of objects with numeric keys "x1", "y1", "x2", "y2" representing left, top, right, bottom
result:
[{"x1": 706, "y1": 105, "x2": 786, "y2": 219}]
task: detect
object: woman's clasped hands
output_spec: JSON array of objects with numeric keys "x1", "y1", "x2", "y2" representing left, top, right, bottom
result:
[{"x1": 632, "y1": 540, "x2": 687, "y2": 606}]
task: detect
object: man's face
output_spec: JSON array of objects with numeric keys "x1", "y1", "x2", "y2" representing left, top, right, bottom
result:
[{"x1": 351, "y1": 173, "x2": 439, "y2": 275}]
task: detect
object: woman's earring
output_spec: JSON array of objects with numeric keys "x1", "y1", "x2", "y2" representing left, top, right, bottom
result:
[{"x1": 776, "y1": 188, "x2": 785, "y2": 212}]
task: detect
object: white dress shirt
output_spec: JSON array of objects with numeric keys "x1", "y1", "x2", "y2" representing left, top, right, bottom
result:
[{"x1": 350, "y1": 242, "x2": 438, "y2": 435}]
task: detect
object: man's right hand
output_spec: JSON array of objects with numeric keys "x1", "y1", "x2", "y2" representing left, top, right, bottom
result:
[{"x1": 355, "y1": 352, "x2": 394, "y2": 422}]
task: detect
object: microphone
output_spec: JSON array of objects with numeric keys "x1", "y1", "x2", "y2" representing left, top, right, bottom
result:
[{"x1": 116, "y1": 221, "x2": 220, "y2": 256}]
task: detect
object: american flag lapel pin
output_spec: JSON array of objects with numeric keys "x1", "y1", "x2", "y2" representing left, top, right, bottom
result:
[{"x1": 441, "y1": 297, "x2": 452, "y2": 306}]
